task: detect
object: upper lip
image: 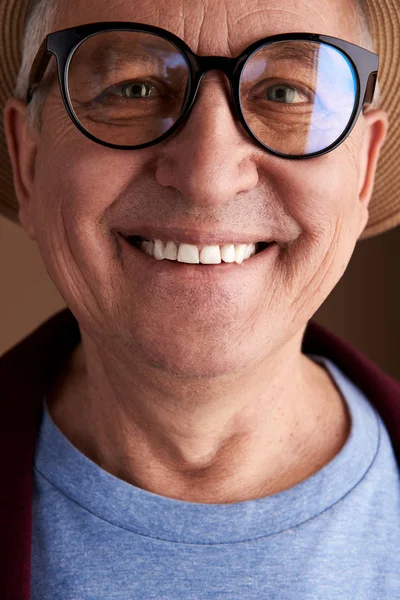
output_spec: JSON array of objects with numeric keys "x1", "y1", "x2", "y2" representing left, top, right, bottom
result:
[{"x1": 119, "y1": 227, "x2": 278, "y2": 247}]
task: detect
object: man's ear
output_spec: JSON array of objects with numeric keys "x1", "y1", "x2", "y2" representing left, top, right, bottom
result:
[
  {"x1": 3, "y1": 98, "x2": 39, "y2": 240},
  {"x1": 357, "y1": 107, "x2": 389, "y2": 237}
]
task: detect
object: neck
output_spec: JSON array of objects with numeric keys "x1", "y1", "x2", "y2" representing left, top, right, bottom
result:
[{"x1": 47, "y1": 333, "x2": 350, "y2": 504}]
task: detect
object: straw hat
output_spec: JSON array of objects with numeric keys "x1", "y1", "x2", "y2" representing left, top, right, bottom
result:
[{"x1": 0, "y1": 0, "x2": 399, "y2": 239}]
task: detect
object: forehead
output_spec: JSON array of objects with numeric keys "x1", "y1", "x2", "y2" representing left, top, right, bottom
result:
[{"x1": 54, "y1": 0, "x2": 358, "y2": 56}]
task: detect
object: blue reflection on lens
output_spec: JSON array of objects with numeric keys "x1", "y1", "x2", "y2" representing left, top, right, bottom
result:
[{"x1": 305, "y1": 44, "x2": 357, "y2": 154}]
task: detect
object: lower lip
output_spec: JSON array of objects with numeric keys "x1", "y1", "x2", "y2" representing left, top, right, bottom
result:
[{"x1": 119, "y1": 236, "x2": 279, "y2": 277}]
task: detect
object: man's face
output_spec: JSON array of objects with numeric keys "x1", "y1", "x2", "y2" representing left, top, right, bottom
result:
[{"x1": 18, "y1": 0, "x2": 380, "y2": 376}]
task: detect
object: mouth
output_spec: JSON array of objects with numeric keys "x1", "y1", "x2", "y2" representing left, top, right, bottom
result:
[{"x1": 122, "y1": 235, "x2": 274, "y2": 265}]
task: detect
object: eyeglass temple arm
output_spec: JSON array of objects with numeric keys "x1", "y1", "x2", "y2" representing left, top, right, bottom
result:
[
  {"x1": 363, "y1": 72, "x2": 378, "y2": 108},
  {"x1": 26, "y1": 39, "x2": 52, "y2": 104}
]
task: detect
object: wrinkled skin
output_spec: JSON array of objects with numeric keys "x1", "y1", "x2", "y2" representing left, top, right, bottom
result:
[{"x1": 4, "y1": 0, "x2": 388, "y2": 503}]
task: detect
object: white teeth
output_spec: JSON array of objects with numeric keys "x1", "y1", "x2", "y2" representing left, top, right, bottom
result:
[
  {"x1": 234, "y1": 244, "x2": 247, "y2": 264},
  {"x1": 220, "y1": 244, "x2": 236, "y2": 263},
  {"x1": 177, "y1": 243, "x2": 200, "y2": 264},
  {"x1": 164, "y1": 241, "x2": 178, "y2": 260},
  {"x1": 244, "y1": 245, "x2": 252, "y2": 260},
  {"x1": 142, "y1": 240, "x2": 154, "y2": 256},
  {"x1": 153, "y1": 239, "x2": 166, "y2": 260},
  {"x1": 138, "y1": 238, "x2": 258, "y2": 264},
  {"x1": 200, "y1": 245, "x2": 221, "y2": 264},
  {"x1": 244, "y1": 244, "x2": 257, "y2": 260}
]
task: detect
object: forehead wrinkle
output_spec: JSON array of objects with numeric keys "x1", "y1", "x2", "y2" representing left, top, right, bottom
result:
[
  {"x1": 234, "y1": 8, "x2": 326, "y2": 34},
  {"x1": 56, "y1": 0, "x2": 359, "y2": 58},
  {"x1": 195, "y1": 0, "x2": 230, "y2": 55},
  {"x1": 55, "y1": 0, "x2": 162, "y2": 33},
  {"x1": 225, "y1": 2, "x2": 359, "y2": 56}
]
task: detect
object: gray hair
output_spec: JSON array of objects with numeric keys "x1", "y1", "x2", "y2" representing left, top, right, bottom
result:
[
  {"x1": 13, "y1": 0, "x2": 58, "y2": 132},
  {"x1": 13, "y1": 0, "x2": 380, "y2": 133}
]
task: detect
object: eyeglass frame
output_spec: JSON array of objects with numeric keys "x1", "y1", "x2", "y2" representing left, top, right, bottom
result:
[{"x1": 26, "y1": 21, "x2": 379, "y2": 160}]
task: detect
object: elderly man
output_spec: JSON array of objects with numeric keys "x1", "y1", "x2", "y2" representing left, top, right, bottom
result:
[{"x1": 1, "y1": 0, "x2": 400, "y2": 596}]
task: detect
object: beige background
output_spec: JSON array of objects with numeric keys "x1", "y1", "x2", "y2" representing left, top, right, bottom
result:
[{"x1": 1, "y1": 213, "x2": 399, "y2": 380}]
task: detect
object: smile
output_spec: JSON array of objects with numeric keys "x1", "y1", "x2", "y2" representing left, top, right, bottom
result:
[{"x1": 125, "y1": 236, "x2": 273, "y2": 265}]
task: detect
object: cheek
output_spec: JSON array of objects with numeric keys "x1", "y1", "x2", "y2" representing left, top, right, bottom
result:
[
  {"x1": 259, "y1": 137, "x2": 363, "y2": 318},
  {"x1": 34, "y1": 98, "x2": 149, "y2": 226},
  {"x1": 270, "y1": 140, "x2": 362, "y2": 245},
  {"x1": 33, "y1": 124, "x2": 148, "y2": 237},
  {"x1": 29, "y1": 112, "x2": 153, "y2": 301}
]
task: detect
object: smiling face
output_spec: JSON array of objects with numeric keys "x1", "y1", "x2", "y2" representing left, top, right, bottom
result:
[{"x1": 7, "y1": 0, "x2": 387, "y2": 377}]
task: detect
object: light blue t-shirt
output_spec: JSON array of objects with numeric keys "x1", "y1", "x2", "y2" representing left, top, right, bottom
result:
[{"x1": 31, "y1": 355, "x2": 400, "y2": 599}]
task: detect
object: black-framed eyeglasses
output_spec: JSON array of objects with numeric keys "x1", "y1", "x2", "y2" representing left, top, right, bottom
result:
[{"x1": 26, "y1": 21, "x2": 379, "y2": 159}]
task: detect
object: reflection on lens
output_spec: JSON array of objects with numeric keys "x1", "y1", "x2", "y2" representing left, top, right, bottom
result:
[
  {"x1": 66, "y1": 31, "x2": 190, "y2": 146},
  {"x1": 240, "y1": 41, "x2": 357, "y2": 156}
]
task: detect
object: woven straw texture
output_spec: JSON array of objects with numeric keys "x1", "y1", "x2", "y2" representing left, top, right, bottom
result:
[{"x1": 0, "y1": 0, "x2": 399, "y2": 239}]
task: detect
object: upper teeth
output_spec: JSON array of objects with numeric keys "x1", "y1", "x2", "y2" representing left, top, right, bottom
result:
[{"x1": 140, "y1": 239, "x2": 257, "y2": 264}]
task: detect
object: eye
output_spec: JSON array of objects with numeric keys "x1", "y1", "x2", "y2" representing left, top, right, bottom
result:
[
  {"x1": 245, "y1": 78, "x2": 313, "y2": 106},
  {"x1": 117, "y1": 81, "x2": 159, "y2": 99},
  {"x1": 90, "y1": 79, "x2": 166, "y2": 106},
  {"x1": 266, "y1": 84, "x2": 304, "y2": 104}
]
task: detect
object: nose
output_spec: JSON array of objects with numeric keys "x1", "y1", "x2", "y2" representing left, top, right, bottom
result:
[{"x1": 154, "y1": 72, "x2": 259, "y2": 207}]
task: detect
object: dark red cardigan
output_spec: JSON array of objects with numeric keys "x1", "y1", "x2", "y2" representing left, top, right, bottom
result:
[{"x1": 1, "y1": 308, "x2": 399, "y2": 599}]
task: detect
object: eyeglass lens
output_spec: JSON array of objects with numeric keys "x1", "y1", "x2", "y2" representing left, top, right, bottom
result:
[{"x1": 66, "y1": 31, "x2": 357, "y2": 155}]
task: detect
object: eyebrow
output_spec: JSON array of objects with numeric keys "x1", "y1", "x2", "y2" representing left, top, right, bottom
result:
[
  {"x1": 81, "y1": 38, "x2": 321, "y2": 72},
  {"x1": 263, "y1": 41, "x2": 320, "y2": 69},
  {"x1": 81, "y1": 38, "x2": 175, "y2": 68}
]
